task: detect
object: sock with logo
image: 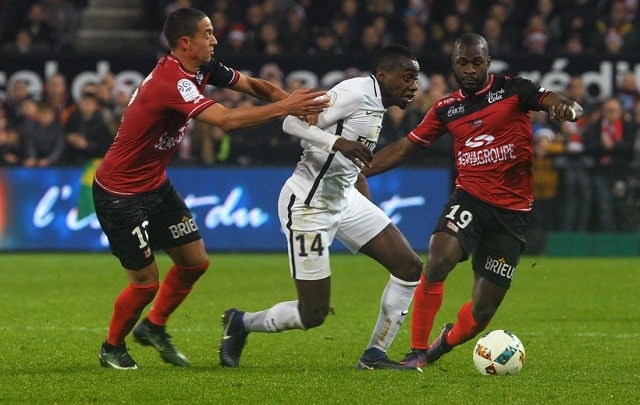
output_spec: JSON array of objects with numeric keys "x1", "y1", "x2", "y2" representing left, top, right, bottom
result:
[
  {"x1": 410, "y1": 275, "x2": 444, "y2": 350},
  {"x1": 106, "y1": 283, "x2": 159, "y2": 346},
  {"x1": 147, "y1": 260, "x2": 209, "y2": 326},
  {"x1": 242, "y1": 300, "x2": 305, "y2": 332},
  {"x1": 446, "y1": 301, "x2": 490, "y2": 346},
  {"x1": 362, "y1": 275, "x2": 418, "y2": 358}
]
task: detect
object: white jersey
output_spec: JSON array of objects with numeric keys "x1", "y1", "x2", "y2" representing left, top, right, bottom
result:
[{"x1": 284, "y1": 75, "x2": 386, "y2": 210}]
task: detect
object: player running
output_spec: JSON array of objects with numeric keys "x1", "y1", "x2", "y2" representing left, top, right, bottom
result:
[
  {"x1": 94, "y1": 7, "x2": 328, "y2": 370},
  {"x1": 359, "y1": 33, "x2": 584, "y2": 368},
  {"x1": 219, "y1": 45, "x2": 424, "y2": 371}
]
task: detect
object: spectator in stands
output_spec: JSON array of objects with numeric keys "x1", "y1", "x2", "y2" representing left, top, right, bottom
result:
[
  {"x1": 522, "y1": 14, "x2": 552, "y2": 54},
  {"x1": 0, "y1": 126, "x2": 24, "y2": 166},
  {"x1": 41, "y1": 0, "x2": 80, "y2": 52},
  {"x1": 307, "y1": 26, "x2": 340, "y2": 56},
  {"x1": 0, "y1": 108, "x2": 25, "y2": 166},
  {"x1": 220, "y1": 23, "x2": 249, "y2": 52},
  {"x1": 243, "y1": 1, "x2": 267, "y2": 51},
  {"x1": 482, "y1": 16, "x2": 513, "y2": 56},
  {"x1": 558, "y1": 0, "x2": 597, "y2": 44},
  {"x1": 404, "y1": 22, "x2": 432, "y2": 55},
  {"x1": 42, "y1": 73, "x2": 73, "y2": 125},
  {"x1": 583, "y1": 96, "x2": 637, "y2": 231},
  {"x1": 256, "y1": 20, "x2": 282, "y2": 55},
  {"x1": 556, "y1": 76, "x2": 595, "y2": 231},
  {"x1": 20, "y1": 3, "x2": 57, "y2": 51},
  {"x1": 63, "y1": 90, "x2": 113, "y2": 165},
  {"x1": 358, "y1": 23, "x2": 384, "y2": 56},
  {"x1": 616, "y1": 71, "x2": 640, "y2": 119},
  {"x1": 0, "y1": 29, "x2": 50, "y2": 55},
  {"x1": 4, "y1": 79, "x2": 34, "y2": 125},
  {"x1": 21, "y1": 101, "x2": 66, "y2": 167},
  {"x1": 590, "y1": 0, "x2": 640, "y2": 54},
  {"x1": 329, "y1": 11, "x2": 357, "y2": 53},
  {"x1": 111, "y1": 82, "x2": 133, "y2": 128},
  {"x1": 433, "y1": 13, "x2": 474, "y2": 54},
  {"x1": 279, "y1": 3, "x2": 309, "y2": 54}
]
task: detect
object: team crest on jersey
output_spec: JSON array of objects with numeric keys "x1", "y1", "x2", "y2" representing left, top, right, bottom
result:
[
  {"x1": 195, "y1": 71, "x2": 204, "y2": 86},
  {"x1": 177, "y1": 78, "x2": 202, "y2": 102},
  {"x1": 316, "y1": 90, "x2": 337, "y2": 106}
]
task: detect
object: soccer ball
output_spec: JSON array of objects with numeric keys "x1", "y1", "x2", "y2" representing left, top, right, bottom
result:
[{"x1": 472, "y1": 330, "x2": 526, "y2": 375}]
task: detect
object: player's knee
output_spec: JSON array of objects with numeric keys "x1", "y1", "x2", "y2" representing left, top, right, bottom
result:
[
  {"x1": 177, "y1": 259, "x2": 209, "y2": 283},
  {"x1": 299, "y1": 307, "x2": 329, "y2": 329},
  {"x1": 391, "y1": 254, "x2": 423, "y2": 282},
  {"x1": 425, "y1": 254, "x2": 456, "y2": 281},
  {"x1": 472, "y1": 303, "x2": 498, "y2": 325}
]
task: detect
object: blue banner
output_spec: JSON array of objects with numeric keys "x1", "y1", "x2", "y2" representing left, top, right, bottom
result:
[{"x1": 0, "y1": 167, "x2": 450, "y2": 252}]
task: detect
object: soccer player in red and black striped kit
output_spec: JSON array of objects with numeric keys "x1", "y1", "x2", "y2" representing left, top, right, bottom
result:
[
  {"x1": 93, "y1": 8, "x2": 328, "y2": 369},
  {"x1": 359, "y1": 33, "x2": 584, "y2": 367}
]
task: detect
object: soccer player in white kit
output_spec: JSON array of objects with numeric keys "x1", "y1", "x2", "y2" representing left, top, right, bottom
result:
[{"x1": 219, "y1": 45, "x2": 424, "y2": 370}]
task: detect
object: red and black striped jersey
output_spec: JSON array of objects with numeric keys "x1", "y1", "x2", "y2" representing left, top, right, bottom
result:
[
  {"x1": 95, "y1": 55, "x2": 239, "y2": 195},
  {"x1": 409, "y1": 74, "x2": 550, "y2": 211}
]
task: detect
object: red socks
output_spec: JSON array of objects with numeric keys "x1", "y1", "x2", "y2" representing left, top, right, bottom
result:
[
  {"x1": 107, "y1": 283, "x2": 159, "y2": 346},
  {"x1": 446, "y1": 301, "x2": 489, "y2": 346},
  {"x1": 147, "y1": 260, "x2": 209, "y2": 326},
  {"x1": 410, "y1": 274, "x2": 444, "y2": 350}
]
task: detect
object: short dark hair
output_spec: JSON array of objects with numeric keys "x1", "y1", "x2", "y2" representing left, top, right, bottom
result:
[
  {"x1": 453, "y1": 33, "x2": 489, "y2": 58},
  {"x1": 372, "y1": 44, "x2": 416, "y2": 73},
  {"x1": 163, "y1": 8, "x2": 207, "y2": 50}
]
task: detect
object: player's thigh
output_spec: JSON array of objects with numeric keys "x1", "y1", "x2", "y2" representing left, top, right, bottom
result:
[
  {"x1": 473, "y1": 229, "x2": 524, "y2": 290},
  {"x1": 147, "y1": 180, "x2": 203, "y2": 258},
  {"x1": 93, "y1": 182, "x2": 156, "y2": 270},
  {"x1": 278, "y1": 186, "x2": 339, "y2": 281},
  {"x1": 335, "y1": 190, "x2": 391, "y2": 253},
  {"x1": 360, "y1": 223, "x2": 422, "y2": 280}
]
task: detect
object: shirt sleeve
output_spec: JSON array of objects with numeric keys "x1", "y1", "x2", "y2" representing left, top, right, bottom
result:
[
  {"x1": 206, "y1": 58, "x2": 240, "y2": 87},
  {"x1": 316, "y1": 83, "x2": 364, "y2": 128},
  {"x1": 407, "y1": 106, "x2": 446, "y2": 147}
]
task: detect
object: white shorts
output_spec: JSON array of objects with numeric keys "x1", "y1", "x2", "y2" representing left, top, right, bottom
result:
[{"x1": 278, "y1": 183, "x2": 391, "y2": 280}]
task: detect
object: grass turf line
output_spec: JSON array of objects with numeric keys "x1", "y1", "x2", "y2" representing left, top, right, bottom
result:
[{"x1": 0, "y1": 253, "x2": 638, "y2": 404}]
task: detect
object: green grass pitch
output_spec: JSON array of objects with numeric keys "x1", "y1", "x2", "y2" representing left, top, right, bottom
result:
[{"x1": 0, "y1": 253, "x2": 638, "y2": 404}]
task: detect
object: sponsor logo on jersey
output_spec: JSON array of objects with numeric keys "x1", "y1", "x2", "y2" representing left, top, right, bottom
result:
[
  {"x1": 458, "y1": 143, "x2": 516, "y2": 167},
  {"x1": 484, "y1": 255, "x2": 515, "y2": 279},
  {"x1": 486, "y1": 88, "x2": 505, "y2": 104},
  {"x1": 437, "y1": 96, "x2": 457, "y2": 107},
  {"x1": 470, "y1": 119, "x2": 483, "y2": 127},
  {"x1": 177, "y1": 78, "x2": 203, "y2": 103},
  {"x1": 155, "y1": 130, "x2": 184, "y2": 151},
  {"x1": 465, "y1": 134, "x2": 494, "y2": 148},
  {"x1": 447, "y1": 104, "x2": 465, "y2": 117},
  {"x1": 168, "y1": 216, "x2": 199, "y2": 239},
  {"x1": 357, "y1": 135, "x2": 377, "y2": 151}
]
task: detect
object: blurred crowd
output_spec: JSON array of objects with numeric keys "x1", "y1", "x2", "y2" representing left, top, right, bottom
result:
[
  {"x1": 1, "y1": 1, "x2": 639, "y2": 58},
  {"x1": 1, "y1": 0, "x2": 640, "y2": 233}
]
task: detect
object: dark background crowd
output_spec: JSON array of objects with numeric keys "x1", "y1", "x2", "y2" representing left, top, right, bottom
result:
[{"x1": 1, "y1": 0, "x2": 640, "y2": 235}]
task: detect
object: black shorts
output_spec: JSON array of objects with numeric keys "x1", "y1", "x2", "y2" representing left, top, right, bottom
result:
[
  {"x1": 93, "y1": 179, "x2": 202, "y2": 270},
  {"x1": 433, "y1": 188, "x2": 529, "y2": 289}
]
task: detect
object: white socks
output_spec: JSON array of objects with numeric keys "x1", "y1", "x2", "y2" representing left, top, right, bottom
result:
[
  {"x1": 242, "y1": 300, "x2": 305, "y2": 332},
  {"x1": 364, "y1": 275, "x2": 418, "y2": 354}
]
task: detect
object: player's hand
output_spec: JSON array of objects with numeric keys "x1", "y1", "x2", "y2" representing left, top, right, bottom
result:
[
  {"x1": 300, "y1": 112, "x2": 320, "y2": 125},
  {"x1": 283, "y1": 88, "x2": 330, "y2": 117},
  {"x1": 332, "y1": 138, "x2": 373, "y2": 169},
  {"x1": 550, "y1": 101, "x2": 583, "y2": 122}
]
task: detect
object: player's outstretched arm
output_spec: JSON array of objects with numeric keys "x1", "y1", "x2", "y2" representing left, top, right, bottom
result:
[
  {"x1": 196, "y1": 88, "x2": 329, "y2": 131},
  {"x1": 543, "y1": 92, "x2": 584, "y2": 122},
  {"x1": 361, "y1": 137, "x2": 422, "y2": 178}
]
